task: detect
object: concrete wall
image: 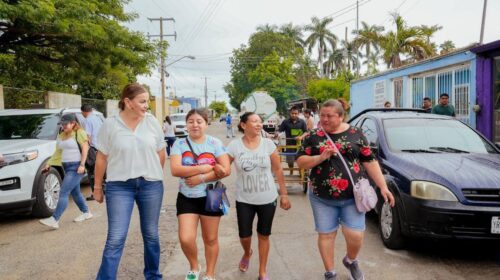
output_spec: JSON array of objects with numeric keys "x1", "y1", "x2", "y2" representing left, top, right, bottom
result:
[
  {"x1": 106, "y1": 100, "x2": 120, "y2": 117},
  {"x1": 350, "y1": 50, "x2": 476, "y2": 121},
  {"x1": 0, "y1": 85, "x2": 4, "y2": 110},
  {"x1": 45, "y1": 91, "x2": 81, "y2": 109}
]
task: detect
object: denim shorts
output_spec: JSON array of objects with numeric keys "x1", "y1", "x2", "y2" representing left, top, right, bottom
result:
[{"x1": 308, "y1": 190, "x2": 365, "y2": 233}]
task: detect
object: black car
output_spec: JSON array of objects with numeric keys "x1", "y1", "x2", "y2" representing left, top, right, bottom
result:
[{"x1": 349, "y1": 109, "x2": 500, "y2": 249}]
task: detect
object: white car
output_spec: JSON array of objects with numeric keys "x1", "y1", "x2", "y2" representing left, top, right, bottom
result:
[
  {"x1": 170, "y1": 113, "x2": 188, "y2": 138},
  {"x1": 0, "y1": 108, "x2": 104, "y2": 217}
]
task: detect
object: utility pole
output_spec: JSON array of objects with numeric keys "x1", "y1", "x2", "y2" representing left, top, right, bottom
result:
[
  {"x1": 480, "y1": 0, "x2": 488, "y2": 44},
  {"x1": 204, "y1": 77, "x2": 208, "y2": 108},
  {"x1": 356, "y1": 0, "x2": 360, "y2": 75},
  {"x1": 148, "y1": 17, "x2": 176, "y2": 119}
]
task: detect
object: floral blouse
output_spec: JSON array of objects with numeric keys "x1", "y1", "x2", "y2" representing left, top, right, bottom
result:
[{"x1": 296, "y1": 126, "x2": 375, "y2": 200}]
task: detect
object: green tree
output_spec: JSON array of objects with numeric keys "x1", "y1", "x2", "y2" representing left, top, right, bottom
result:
[
  {"x1": 279, "y1": 23, "x2": 305, "y2": 48},
  {"x1": 307, "y1": 78, "x2": 349, "y2": 103},
  {"x1": 353, "y1": 21, "x2": 384, "y2": 73},
  {"x1": 379, "y1": 13, "x2": 433, "y2": 68},
  {"x1": 209, "y1": 101, "x2": 228, "y2": 117},
  {"x1": 248, "y1": 52, "x2": 300, "y2": 113},
  {"x1": 304, "y1": 16, "x2": 338, "y2": 77},
  {"x1": 0, "y1": 0, "x2": 157, "y2": 99},
  {"x1": 439, "y1": 40, "x2": 456, "y2": 54},
  {"x1": 225, "y1": 29, "x2": 303, "y2": 110}
]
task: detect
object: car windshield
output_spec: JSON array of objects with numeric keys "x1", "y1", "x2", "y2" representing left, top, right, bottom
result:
[
  {"x1": 171, "y1": 115, "x2": 187, "y2": 122},
  {"x1": 0, "y1": 114, "x2": 60, "y2": 140},
  {"x1": 383, "y1": 118, "x2": 498, "y2": 154}
]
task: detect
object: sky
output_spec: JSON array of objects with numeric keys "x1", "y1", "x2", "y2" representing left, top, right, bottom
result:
[{"x1": 125, "y1": 0, "x2": 500, "y2": 109}]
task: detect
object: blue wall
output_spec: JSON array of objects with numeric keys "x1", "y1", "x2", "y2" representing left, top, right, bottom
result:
[
  {"x1": 178, "y1": 97, "x2": 200, "y2": 109},
  {"x1": 350, "y1": 50, "x2": 477, "y2": 126}
]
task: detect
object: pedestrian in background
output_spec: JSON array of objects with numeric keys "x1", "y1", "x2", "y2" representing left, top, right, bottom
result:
[
  {"x1": 304, "y1": 109, "x2": 315, "y2": 131},
  {"x1": 170, "y1": 108, "x2": 231, "y2": 280},
  {"x1": 81, "y1": 104, "x2": 103, "y2": 201},
  {"x1": 296, "y1": 99, "x2": 395, "y2": 280},
  {"x1": 276, "y1": 106, "x2": 307, "y2": 175},
  {"x1": 39, "y1": 113, "x2": 92, "y2": 229},
  {"x1": 432, "y1": 93, "x2": 456, "y2": 116},
  {"x1": 422, "y1": 97, "x2": 432, "y2": 113},
  {"x1": 227, "y1": 112, "x2": 291, "y2": 280},
  {"x1": 94, "y1": 83, "x2": 166, "y2": 280},
  {"x1": 226, "y1": 113, "x2": 235, "y2": 138},
  {"x1": 384, "y1": 101, "x2": 392, "y2": 108},
  {"x1": 163, "y1": 115, "x2": 176, "y2": 158}
]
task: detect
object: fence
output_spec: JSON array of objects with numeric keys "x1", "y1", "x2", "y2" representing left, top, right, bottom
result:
[
  {"x1": 0, "y1": 85, "x2": 117, "y2": 117},
  {"x1": 3, "y1": 86, "x2": 46, "y2": 109}
]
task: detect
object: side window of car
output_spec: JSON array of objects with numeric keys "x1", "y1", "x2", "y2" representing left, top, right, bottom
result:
[{"x1": 361, "y1": 118, "x2": 378, "y2": 146}]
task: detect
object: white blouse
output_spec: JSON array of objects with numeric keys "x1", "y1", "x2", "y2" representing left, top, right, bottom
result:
[{"x1": 96, "y1": 113, "x2": 166, "y2": 182}]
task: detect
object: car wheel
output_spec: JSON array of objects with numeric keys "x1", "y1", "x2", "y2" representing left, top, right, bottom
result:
[
  {"x1": 32, "y1": 167, "x2": 62, "y2": 218},
  {"x1": 378, "y1": 198, "x2": 405, "y2": 249}
]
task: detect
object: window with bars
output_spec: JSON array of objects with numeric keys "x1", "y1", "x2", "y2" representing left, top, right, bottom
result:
[
  {"x1": 393, "y1": 79, "x2": 403, "y2": 107},
  {"x1": 411, "y1": 66, "x2": 471, "y2": 123}
]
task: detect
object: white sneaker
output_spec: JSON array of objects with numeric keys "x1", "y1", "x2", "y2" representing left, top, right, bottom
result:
[
  {"x1": 39, "y1": 217, "x2": 59, "y2": 229},
  {"x1": 185, "y1": 265, "x2": 201, "y2": 280},
  {"x1": 201, "y1": 276, "x2": 215, "y2": 280},
  {"x1": 73, "y1": 212, "x2": 93, "y2": 222}
]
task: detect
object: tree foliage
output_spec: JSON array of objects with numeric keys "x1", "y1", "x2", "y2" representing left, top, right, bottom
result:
[
  {"x1": 307, "y1": 78, "x2": 349, "y2": 104},
  {"x1": 0, "y1": 0, "x2": 157, "y2": 99},
  {"x1": 209, "y1": 100, "x2": 228, "y2": 117},
  {"x1": 225, "y1": 29, "x2": 306, "y2": 112}
]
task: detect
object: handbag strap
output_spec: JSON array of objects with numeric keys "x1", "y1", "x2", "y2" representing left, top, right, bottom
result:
[
  {"x1": 74, "y1": 130, "x2": 82, "y2": 154},
  {"x1": 321, "y1": 128, "x2": 356, "y2": 186},
  {"x1": 185, "y1": 137, "x2": 198, "y2": 164}
]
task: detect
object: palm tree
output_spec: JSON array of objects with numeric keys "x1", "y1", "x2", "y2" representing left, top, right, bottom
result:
[
  {"x1": 419, "y1": 24, "x2": 442, "y2": 55},
  {"x1": 353, "y1": 21, "x2": 384, "y2": 73},
  {"x1": 256, "y1": 24, "x2": 278, "y2": 33},
  {"x1": 439, "y1": 40, "x2": 456, "y2": 54},
  {"x1": 324, "y1": 47, "x2": 345, "y2": 77},
  {"x1": 279, "y1": 23, "x2": 305, "y2": 48},
  {"x1": 341, "y1": 40, "x2": 360, "y2": 73},
  {"x1": 363, "y1": 49, "x2": 380, "y2": 75},
  {"x1": 304, "y1": 16, "x2": 338, "y2": 77},
  {"x1": 379, "y1": 13, "x2": 434, "y2": 68}
]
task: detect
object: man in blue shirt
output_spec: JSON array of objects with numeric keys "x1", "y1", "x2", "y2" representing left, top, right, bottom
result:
[
  {"x1": 81, "y1": 104, "x2": 103, "y2": 200},
  {"x1": 226, "y1": 113, "x2": 235, "y2": 138}
]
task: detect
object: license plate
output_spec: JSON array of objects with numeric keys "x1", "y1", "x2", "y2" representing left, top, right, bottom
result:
[{"x1": 492, "y1": 217, "x2": 500, "y2": 234}]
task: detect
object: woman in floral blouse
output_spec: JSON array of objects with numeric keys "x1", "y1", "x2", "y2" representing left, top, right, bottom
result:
[{"x1": 296, "y1": 99, "x2": 395, "y2": 280}]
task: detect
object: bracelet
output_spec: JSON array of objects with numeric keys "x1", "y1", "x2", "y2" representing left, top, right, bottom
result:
[
  {"x1": 79, "y1": 164, "x2": 85, "y2": 167},
  {"x1": 200, "y1": 174, "x2": 206, "y2": 184}
]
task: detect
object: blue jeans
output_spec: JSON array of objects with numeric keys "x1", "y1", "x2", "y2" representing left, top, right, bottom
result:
[
  {"x1": 97, "y1": 178, "x2": 164, "y2": 280},
  {"x1": 53, "y1": 161, "x2": 87, "y2": 220},
  {"x1": 164, "y1": 137, "x2": 176, "y2": 156}
]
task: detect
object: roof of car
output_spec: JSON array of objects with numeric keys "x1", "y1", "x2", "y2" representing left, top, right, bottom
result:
[
  {"x1": 350, "y1": 108, "x2": 453, "y2": 122},
  {"x1": 0, "y1": 108, "x2": 103, "y2": 116}
]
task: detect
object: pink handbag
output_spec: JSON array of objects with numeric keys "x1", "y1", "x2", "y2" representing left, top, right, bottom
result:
[{"x1": 322, "y1": 129, "x2": 378, "y2": 212}]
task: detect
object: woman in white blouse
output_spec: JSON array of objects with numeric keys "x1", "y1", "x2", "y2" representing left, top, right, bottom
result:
[{"x1": 93, "y1": 83, "x2": 166, "y2": 280}]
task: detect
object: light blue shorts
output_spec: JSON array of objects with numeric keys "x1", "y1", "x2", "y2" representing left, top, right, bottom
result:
[{"x1": 308, "y1": 190, "x2": 366, "y2": 233}]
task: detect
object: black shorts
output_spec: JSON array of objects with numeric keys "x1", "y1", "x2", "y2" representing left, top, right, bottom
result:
[
  {"x1": 236, "y1": 200, "x2": 277, "y2": 238},
  {"x1": 176, "y1": 192, "x2": 223, "y2": 217}
]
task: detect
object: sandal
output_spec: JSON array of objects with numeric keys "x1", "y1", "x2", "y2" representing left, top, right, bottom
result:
[
  {"x1": 239, "y1": 249, "x2": 253, "y2": 272},
  {"x1": 258, "y1": 276, "x2": 270, "y2": 280}
]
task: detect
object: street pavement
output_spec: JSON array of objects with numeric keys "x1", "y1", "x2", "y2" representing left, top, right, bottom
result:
[{"x1": 0, "y1": 121, "x2": 499, "y2": 280}]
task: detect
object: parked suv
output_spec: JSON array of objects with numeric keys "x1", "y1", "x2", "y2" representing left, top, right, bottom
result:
[{"x1": 0, "y1": 108, "x2": 104, "y2": 217}]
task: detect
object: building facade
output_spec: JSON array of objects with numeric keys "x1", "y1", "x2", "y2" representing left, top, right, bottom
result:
[
  {"x1": 471, "y1": 40, "x2": 500, "y2": 144},
  {"x1": 349, "y1": 43, "x2": 500, "y2": 144}
]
